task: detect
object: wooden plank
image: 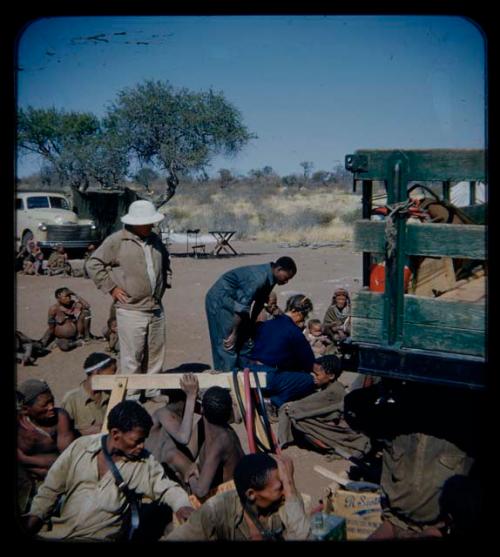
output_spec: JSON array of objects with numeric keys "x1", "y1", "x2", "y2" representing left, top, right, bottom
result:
[
  {"x1": 351, "y1": 317, "x2": 383, "y2": 344},
  {"x1": 101, "y1": 377, "x2": 128, "y2": 433},
  {"x1": 404, "y1": 295, "x2": 485, "y2": 331},
  {"x1": 348, "y1": 149, "x2": 485, "y2": 181},
  {"x1": 402, "y1": 324, "x2": 485, "y2": 357},
  {"x1": 351, "y1": 290, "x2": 384, "y2": 319},
  {"x1": 92, "y1": 372, "x2": 267, "y2": 391},
  {"x1": 353, "y1": 221, "x2": 385, "y2": 253},
  {"x1": 459, "y1": 205, "x2": 486, "y2": 225},
  {"x1": 313, "y1": 465, "x2": 350, "y2": 487},
  {"x1": 405, "y1": 223, "x2": 485, "y2": 259}
]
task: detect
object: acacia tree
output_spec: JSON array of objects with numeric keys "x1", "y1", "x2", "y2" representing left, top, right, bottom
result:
[
  {"x1": 17, "y1": 106, "x2": 128, "y2": 191},
  {"x1": 107, "y1": 80, "x2": 255, "y2": 206}
]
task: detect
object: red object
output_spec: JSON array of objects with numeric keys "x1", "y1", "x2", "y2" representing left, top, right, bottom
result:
[
  {"x1": 243, "y1": 368, "x2": 256, "y2": 453},
  {"x1": 369, "y1": 263, "x2": 412, "y2": 292}
]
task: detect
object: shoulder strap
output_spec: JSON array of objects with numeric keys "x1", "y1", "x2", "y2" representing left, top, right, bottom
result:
[
  {"x1": 243, "y1": 501, "x2": 284, "y2": 541},
  {"x1": 101, "y1": 434, "x2": 140, "y2": 540}
]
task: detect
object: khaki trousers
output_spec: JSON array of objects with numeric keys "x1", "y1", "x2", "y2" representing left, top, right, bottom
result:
[{"x1": 116, "y1": 307, "x2": 166, "y2": 399}]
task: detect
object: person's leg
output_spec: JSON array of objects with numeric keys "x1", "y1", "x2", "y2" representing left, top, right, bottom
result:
[
  {"x1": 266, "y1": 371, "x2": 316, "y2": 408},
  {"x1": 116, "y1": 308, "x2": 148, "y2": 400},
  {"x1": 205, "y1": 295, "x2": 237, "y2": 371},
  {"x1": 143, "y1": 308, "x2": 166, "y2": 398},
  {"x1": 55, "y1": 338, "x2": 82, "y2": 351}
]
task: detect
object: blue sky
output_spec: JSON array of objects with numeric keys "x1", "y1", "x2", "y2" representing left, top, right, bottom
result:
[{"x1": 16, "y1": 15, "x2": 486, "y2": 178}]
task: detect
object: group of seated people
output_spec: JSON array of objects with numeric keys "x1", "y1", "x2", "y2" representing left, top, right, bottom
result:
[
  {"x1": 16, "y1": 354, "x2": 312, "y2": 541},
  {"x1": 17, "y1": 285, "x2": 119, "y2": 366},
  {"x1": 16, "y1": 284, "x2": 481, "y2": 541},
  {"x1": 16, "y1": 242, "x2": 96, "y2": 277}
]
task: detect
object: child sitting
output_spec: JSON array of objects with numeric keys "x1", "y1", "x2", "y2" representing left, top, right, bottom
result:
[
  {"x1": 278, "y1": 355, "x2": 370, "y2": 460},
  {"x1": 303, "y1": 318, "x2": 333, "y2": 357}
]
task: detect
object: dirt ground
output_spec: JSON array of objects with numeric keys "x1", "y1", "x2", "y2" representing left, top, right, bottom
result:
[{"x1": 16, "y1": 239, "x2": 363, "y2": 508}]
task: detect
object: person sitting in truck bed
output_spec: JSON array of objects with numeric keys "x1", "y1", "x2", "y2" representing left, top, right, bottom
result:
[
  {"x1": 39, "y1": 287, "x2": 97, "y2": 351},
  {"x1": 46, "y1": 244, "x2": 72, "y2": 276}
]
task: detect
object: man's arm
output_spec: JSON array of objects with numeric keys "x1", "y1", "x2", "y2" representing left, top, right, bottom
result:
[
  {"x1": 187, "y1": 440, "x2": 224, "y2": 498},
  {"x1": 16, "y1": 447, "x2": 58, "y2": 477},
  {"x1": 274, "y1": 455, "x2": 311, "y2": 540},
  {"x1": 85, "y1": 236, "x2": 119, "y2": 295},
  {"x1": 223, "y1": 313, "x2": 243, "y2": 351},
  {"x1": 56, "y1": 408, "x2": 76, "y2": 453},
  {"x1": 25, "y1": 441, "x2": 75, "y2": 528},
  {"x1": 70, "y1": 291, "x2": 90, "y2": 310},
  {"x1": 143, "y1": 456, "x2": 193, "y2": 516},
  {"x1": 158, "y1": 374, "x2": 198, "y2": 445}
]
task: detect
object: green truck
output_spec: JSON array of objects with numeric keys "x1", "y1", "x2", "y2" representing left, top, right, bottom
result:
[{"x1": 344, "y1": 149, "x2": 486, "y2": 390}]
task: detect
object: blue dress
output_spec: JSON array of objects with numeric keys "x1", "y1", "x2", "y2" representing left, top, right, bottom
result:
[
  {"x1": 205, "y1": 263, "x2": 276, "y2": 371},
  {"x1": 250, "y1": 314, "x2": 316, "y2": 408}
]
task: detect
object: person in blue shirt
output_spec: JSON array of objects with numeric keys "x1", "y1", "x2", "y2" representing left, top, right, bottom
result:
[
  {"x1": 250, "y1": 294, "x2": 317, "y2": 412},
  {"x1": 205, "y1": 257, "x2": 297, "y2": 371}
]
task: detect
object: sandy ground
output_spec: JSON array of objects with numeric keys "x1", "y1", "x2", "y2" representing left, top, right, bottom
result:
[{"x1": 16, "y1": 239, "x2": 363, "y2": 507}]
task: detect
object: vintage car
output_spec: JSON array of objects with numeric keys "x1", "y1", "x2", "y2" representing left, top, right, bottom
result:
[{"x1": 16, "y1": 191, "x2": 100, "y2": 252}]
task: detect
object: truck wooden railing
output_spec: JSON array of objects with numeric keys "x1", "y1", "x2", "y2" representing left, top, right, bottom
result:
[{"x1": 345, "y1": 149, "x2": 486, "y2": 389}]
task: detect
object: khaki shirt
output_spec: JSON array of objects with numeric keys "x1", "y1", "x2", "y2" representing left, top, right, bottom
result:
[
  {"x1": 61, "y1": 383, "x2": 110, "y2": 434},
  {"x1": 29, "y1": 434, "x2": 191, "y2": 541},
  {"x1": 86, "y1": 228, "x2": 171, "y2": 311},
  {"x1": 167, "y1": 489, "x2": 311, "y2": 541},
  {"x1": 381, "y1": 432, "x2": 474, "y2": 529}
]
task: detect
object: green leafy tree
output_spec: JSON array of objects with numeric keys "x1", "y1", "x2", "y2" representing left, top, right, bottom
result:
[
  {"x1": 107, "y1": 80, "x2": 255, "y2": 206},
  {"x1": 17, "y1": 106, "x2": 128, "y2": 191}
]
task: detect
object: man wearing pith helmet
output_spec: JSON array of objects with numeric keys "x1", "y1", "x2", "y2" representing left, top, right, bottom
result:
[{"x1": 87, "y1": 200, "x2": 172, "y2": 402}]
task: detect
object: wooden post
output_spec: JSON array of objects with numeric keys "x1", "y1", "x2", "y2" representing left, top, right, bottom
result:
[{"x1": 101, "y1": 377, "x2": 128, "y2": 433}]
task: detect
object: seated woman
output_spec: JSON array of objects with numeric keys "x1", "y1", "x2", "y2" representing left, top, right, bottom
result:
[
  {"x1": 248, "y1": 294, "x2": 317, "y2": 414},
  {"x1": 322, "y1": 288, "x2": 351, "y2": 353}
]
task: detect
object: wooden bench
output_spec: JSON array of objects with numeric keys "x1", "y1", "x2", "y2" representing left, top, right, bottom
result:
[{"x1": 92, "y1": 372, "x2": 267, "y2": 433}]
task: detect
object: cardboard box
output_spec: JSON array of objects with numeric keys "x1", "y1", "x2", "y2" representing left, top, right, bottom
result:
[{"x1": 332, "y1": 489, "x2": 382, "y2": 541}]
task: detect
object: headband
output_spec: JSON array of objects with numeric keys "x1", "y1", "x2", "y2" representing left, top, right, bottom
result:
[{"x1": 85, "y1": 357, "x2": 113, "y2": 374}]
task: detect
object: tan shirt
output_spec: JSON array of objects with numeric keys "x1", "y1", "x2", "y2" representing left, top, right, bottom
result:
[
  {"x1": 61, "y1": 383, "x2": 110, "y2": 434},
  {"x1": 29, "y1": 433, "x2": 191, "y2": 541},
  {"x1": 167, "y1": 489, "x2": 311, "y2": 541},
  {"x1": 86, "y1": 228, "x2": 171, "y2": 311}
]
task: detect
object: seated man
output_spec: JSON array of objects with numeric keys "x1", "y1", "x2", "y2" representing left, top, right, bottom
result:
[
  {"x1": 186, "y1": 387, "x2": 244, "y2": 502},
  {"x1": 17, "y1": 379, "x2": 76, "y2": 513},
  {"x1": 145, "y1": 373, "x2": 202, "y2": 487},
  {"x1": 23, "y1": 400, "x2": 193, "y2": 541},
  {"x1": 278, "y1": 355, "x2": 371, "y2": 459},
  {"x1": 167, "y1": 453, "x2": 311, "y2": 541},
  {"x1": 40, "y1": 287, "x2": 94, "y2": 351},
  {"x1": 16, "y1": 330, "x2": 50, "y2": 366},
  {"x1": 46, "y1": 244, "x2": 71, "y2": 276},
  {"x1": 61, "y1": 352, "x2": 117, "y2": 436}
]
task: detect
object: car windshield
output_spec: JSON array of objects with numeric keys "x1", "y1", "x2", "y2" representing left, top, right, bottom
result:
[
  {"x1": 27, "y1": 196, "x2": 50, "y2": 209},
  {"x1": 49, "y1": 196, "x2": 70, "y2": 210}
]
